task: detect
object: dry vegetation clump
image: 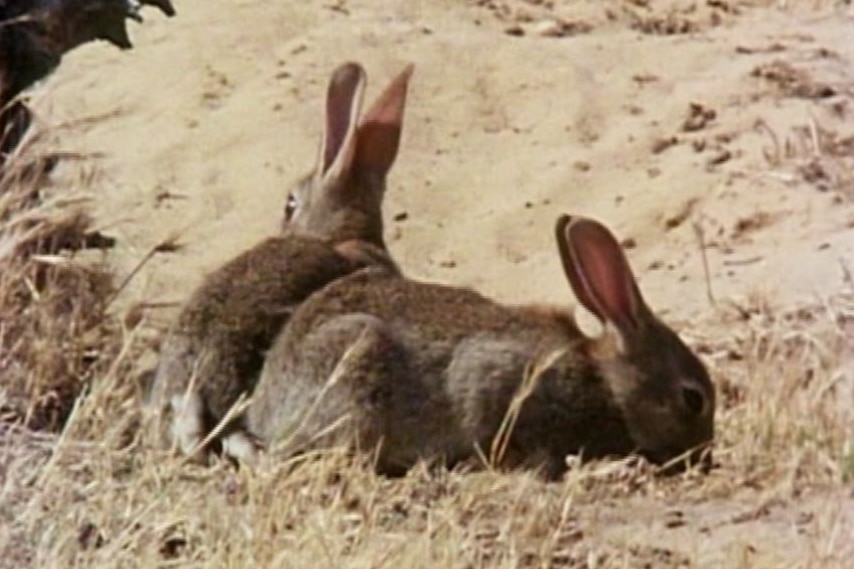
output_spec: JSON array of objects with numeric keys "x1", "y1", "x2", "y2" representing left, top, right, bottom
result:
[
  {"x1": 0, "y1": 137, "x2": 119, "y2": 431},
  {"x1": 755, "y1": 116, "x2": 854, "y2": 201},
  {"x1": 710, "y1": 290, "x2": 854, "y2": 488}
]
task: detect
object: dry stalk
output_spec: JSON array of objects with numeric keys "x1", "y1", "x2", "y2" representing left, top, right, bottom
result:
[
  {"x1": 489, "y1": 348, "x2": 565, "y2": 468},
  {"x1": 106, "y1": 231, "x2": 184, "y2": 308},
  {"x1": 277, "y1": 326, "x2": 376, "y2": 454},
  {"x1": 692, "y1": 216, "x2": 717, "y2": 308}
]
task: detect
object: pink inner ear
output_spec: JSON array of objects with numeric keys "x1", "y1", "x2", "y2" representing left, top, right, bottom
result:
[
  {"x1": 565, "y1": 218, "x2": 644, "y2": 334},
  {"x1": 323, "y1": 63, "x2": 364, "y2": 175},
  {"x1": 360, "y1": 64, "x2": 413, "y2": 126},
  {"x1": 354, "y1": 123, "x2": 402, "y2": 178},
  {"x1": 577, "y1": 245, "x2": 636, "y2": 328},
  {"x1": 323, "y1": 105, "x2": 349, "y2": 174},
  {"x1": 355, "y1": 64, "x2": 414, "y2": 177},
  {"x1": 557, "y1": 216, "x2": 607, "y2": 323}
]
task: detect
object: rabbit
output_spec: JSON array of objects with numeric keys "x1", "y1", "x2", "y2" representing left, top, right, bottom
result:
[
  {"x1": 148, "y1": 61, "x2": 414, "y2": 462},
  {"x1": 248, "y1": 214, "x2": 715, "y2": 478}
]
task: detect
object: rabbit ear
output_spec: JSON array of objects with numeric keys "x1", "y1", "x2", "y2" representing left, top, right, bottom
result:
[
  {"x1": 317, "y1": 62, "x2": 367, "y2": 184},
  {"x1": 556, "y1": 215, "x2": 650, "y2": 338},
  {"x1": 354, "y1": 63, "x2": 414, "y2": 179}
]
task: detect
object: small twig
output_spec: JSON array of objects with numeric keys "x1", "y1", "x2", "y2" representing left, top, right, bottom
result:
[
  {"x1": 490, "y1": 349, "x2": 564, "y2": 468},
  {"x1": 692, "y1": 218, "x2": 716, "y2": 308},
  {"x1": 840, "y1": 258, "x2": 854, "y2": 294},
  {"x1": 190, "y1": 393, "x2": 253, "y2": 462},
  {"x1": 52, "y1": 109, "x2": 127, "y2": 131},
  {"x1": 175, "y1": 352, "x2": 208, "y2": 462},
  {"x1": 0, "y1": 14, "x2": 35, "y2": 29},
  {"x1": 808, "y1": 115, "x2": 822, "y2": 158},
  {"x1": 280, "y1": 326, "x2": 375, "y2": 454},
  {"x1": 722, "y1": 256, "x2": 764, "y2": 267},
  {"x1": 106, "y1": 231, "x2": 182, "y2": 307},
  {"x1": 755, "y1": 118, "x2": 781, "y2": 166}
]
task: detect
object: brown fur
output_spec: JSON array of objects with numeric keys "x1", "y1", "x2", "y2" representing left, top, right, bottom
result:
[{"x1": 151, "y1": 235, "x2": 369, "y2": 430}]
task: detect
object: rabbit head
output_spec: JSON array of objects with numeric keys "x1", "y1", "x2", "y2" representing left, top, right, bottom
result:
[
  {"x1": 556, "y1": 215, "x2": 715, "y2": 468},
  {"x1": 283, "y1": 61, "x2": 414, "y2": 252}
]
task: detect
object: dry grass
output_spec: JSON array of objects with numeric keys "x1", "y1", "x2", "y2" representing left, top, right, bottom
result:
[
  {"x1": 2, "y1": 138, "x2": 854, "y2": 568},
  {"x1": 0, "y1": 135, "x2": 119, "y2": 432}
]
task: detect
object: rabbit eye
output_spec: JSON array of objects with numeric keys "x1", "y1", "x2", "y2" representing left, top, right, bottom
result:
[
  {"x1": 682, "y1": 384, "x2": 706, "y2": 416},
  {"x1": 284, "y1": 193, "x2": 299, "y2": 221}
]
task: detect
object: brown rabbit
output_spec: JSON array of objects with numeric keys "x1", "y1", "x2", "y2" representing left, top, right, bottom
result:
[
  {"x1": 149, "y1": 61, "x2": 414, "y2": 462},
  {"x1": 248, "y1": 215, "x2": 715, "y2": 478}
]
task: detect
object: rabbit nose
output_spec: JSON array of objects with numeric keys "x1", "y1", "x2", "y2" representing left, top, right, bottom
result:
[{"x1": 682, "y1": 383, "x2": 706, "y2": 416}]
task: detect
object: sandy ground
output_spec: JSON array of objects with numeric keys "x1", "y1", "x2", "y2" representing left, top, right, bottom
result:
[
  {"x1": 21, "y1": 0, "x2": 854, "y2": 566},
  {"x1": 35, "y1": 0, "x2": 854, "y2": 325}
]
